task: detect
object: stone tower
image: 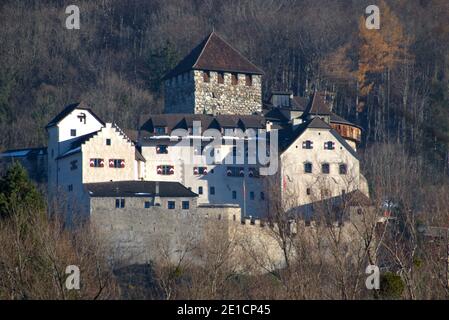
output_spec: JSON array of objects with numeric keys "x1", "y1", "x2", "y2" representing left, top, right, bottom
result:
[{"x1": 163, "y1": 32, "x2": 264, "y2": 115}]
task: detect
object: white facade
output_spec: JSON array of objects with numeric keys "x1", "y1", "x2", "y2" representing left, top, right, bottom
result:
[
  {"x1": 140, "y1": 137, "x2": 267, "y2": 218},
  {"x1": 47, "y1": 107, "x2": 145, "y2": 215},
  {"x1": 47, "y1": 105, "x2": 367, "y2": 221},
  {"x1": 280, "y1": 127, "x2": 362, "y2": 208}
]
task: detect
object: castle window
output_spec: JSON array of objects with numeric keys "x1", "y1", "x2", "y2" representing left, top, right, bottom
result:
[
  {"x1": 248, "y1": 167, "x2": 260, "y2": 178},
  {"x1": 249, "y1": 191, "x2": 255, "y2": 200},
  {"x1": 203, "y1": 71, "x2": 210, "y2": 83},
  {"x1": 231, "y1": 73, "x2": 238, "y2": 85},
  {"x1": 90, "y1": 158, "x2": 104, "y2": 168},
  {"x1": 217, "y1": 72, "x2": 224, "y2": 84},
  {"x1": 106, "y1": 139, "x2": 111, "y2": 146},
  {"x1": 210, "y1": 186, "x2": 215, "y2": 195},
  {"x1": 70, "y1": 160, "x2": 78, "y2": 171},
  {"x1": 168, "y1": 201, "x2": 176, "y2": 210},
  {"x1": 322, "y1": 163, "x2": 330, "y2": 174},
  {"x1": 324, "y1": 141, "x2": 335, "y2": 150},
  {"x1": 156, "y1": 145, "x2": 168, "y2": 154},
  {"x1": 198, "y1": 186, "x2": 203, "y2": 195},
  {"x1": 304, "y1": 162, "x2": 312, "y2": 173},
  {"x1": 232, "y1": 190, "x2": 237, "y2": 199},
  {"x1": 157, "y1": 165, "x2": 174, "y2": 175},
  {"x1": 70, "y1": 129, "x2": 76, "y2": 137},
  {"x1": 182, "y1": 201, "x2": 190, "y2": 210},
  {"x1": 245, "y1": 74, "x2": 252, "y2": 86},
  {"x1": 306, "y1": 188, "x2": 311, "y2": 195},
  {"x1": 109, "y1": 159, "x2": 125, "y2": 168},
  {"x1": 302, "y1": 140, "x2": 313, "y2": 149},
  {"x1": 339, "y1": 164, "x2": 347, "y2": 175},
  {"x1": 193, "y1": 166, "x2": 208, "y2": 175},
  {"x1": 115, "y1": 198, "x2": 125, "y2": 208},
  {"x1": 226, "y1": 166, "x2": 244, "y2": 177}
]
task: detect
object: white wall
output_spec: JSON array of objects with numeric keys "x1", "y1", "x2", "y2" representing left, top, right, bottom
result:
[
  {"x1": 81, "y1": 123, "x2": 138, "y2": 183},
  {"x1": 280, "y1": 127, "x2": 361, "y2": 208},
  {"x1": 141, "y1": 139, "x2": 267, "y2": 218},
  {"x1": 57, "y1": 109, "x2": 104, "y2": 155}
]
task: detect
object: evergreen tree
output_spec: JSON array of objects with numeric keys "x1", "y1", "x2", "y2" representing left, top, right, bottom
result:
[{"x1": 0, "y1": 162, "x2": 45, "y2": 220}]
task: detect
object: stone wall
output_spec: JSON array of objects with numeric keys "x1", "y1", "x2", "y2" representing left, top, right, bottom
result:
[
  {"x1": 90, "y1": 199, "x2": 285, "y2": 271},
  {"x1": 90, "y1": 196, "x2": 201, "y2": 265},
  {"x1": 90, "y1": 197, "x2": 379, "y2": 274},
  {"x1": 163, "y1": 72, "x2": 196, "y2": 114},
  {"x1": 163, "y1": 70, "x2": 262, "y2": 115},
  {"x1": 193, "y1": 71, "x2": 262, "y2": 115}
]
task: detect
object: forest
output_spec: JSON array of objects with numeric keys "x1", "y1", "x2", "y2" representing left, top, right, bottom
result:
[{"x1": 0, "y1": 0, "x2": 448, "y2": 173}]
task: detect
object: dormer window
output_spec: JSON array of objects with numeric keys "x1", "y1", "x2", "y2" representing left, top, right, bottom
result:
[
  {"x1": 324, "y1": 141, "x2": 335, "y2": 150},
  {"x1": 245, "y1": 74, "x2": 252, "y2": 86},
  {"x1": 302, "y1": 140, "x2": 313, "y2": 149},
  {"x1": 70, "y1": 129, "x2": 76, "y2": 137},
  {"x1": 154, "y1": 127, "x2": 166, "y2": 135},
  {"x1": 203, "y1": 71, "x2": 210, "y2": 83},
  {"x1": 217, "y1": 72, "x2": 224, "y2": 84}
]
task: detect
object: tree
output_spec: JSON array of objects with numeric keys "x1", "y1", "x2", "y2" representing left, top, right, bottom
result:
[{"x1": 0, "y1": 162, "x2": 45, "y2": 220}]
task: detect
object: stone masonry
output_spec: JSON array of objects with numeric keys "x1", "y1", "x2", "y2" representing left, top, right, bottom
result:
[{"x1": 164, "y1": 70, "x2": 262, "y2": 115}]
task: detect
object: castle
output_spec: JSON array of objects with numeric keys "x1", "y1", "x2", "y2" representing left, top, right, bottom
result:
[{"x1": 4, "y1": 32, "x2": 371, "y2": 267}]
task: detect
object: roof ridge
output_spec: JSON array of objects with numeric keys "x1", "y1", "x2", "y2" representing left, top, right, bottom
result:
[
  {"x1": 192, "y1": 32, "x2": 214, "y2": 70},
  {"x1": 200, "y1": 32, "x2": 263, "y2": 75}
]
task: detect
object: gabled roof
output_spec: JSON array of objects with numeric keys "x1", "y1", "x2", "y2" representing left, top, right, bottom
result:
[
  {"x1": 55, "y1": 131, "x2": 100, "y2": 160},
  {"x1": 278, "y1": 117, "x2": 359, "y2": 159},
  {"x1": 46, "y1": 102, "x2": 105, "y2": 129},
  {"x1": 264, "y1": 107, "x2": 290, "y2": 123},
  {"x1": 304, "y1": 92, "x2": 332, "y2": 116},
  {"x1": 278, "y1": 117, "x2": 332, "y2": 151},
  {"x1": 163, "y1": 32, "x2": 264, "y2": 80},
  {"x1": 291, "y1": 96, "x2": 308, "y2": 111},
  {"x1": 85, "y1": 181, "x2": 198, "y2": 198}
]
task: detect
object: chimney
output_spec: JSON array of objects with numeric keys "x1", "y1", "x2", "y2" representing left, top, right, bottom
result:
[
  {"x1": 154, "y1": 182, "x2": 161, "y2": 206},
  {"x1": 155, "y1": 181, "x2": 160, "y2": 195},
  {"x1": 266, "y1": 121, "x2": 273, "y2": 132}
]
